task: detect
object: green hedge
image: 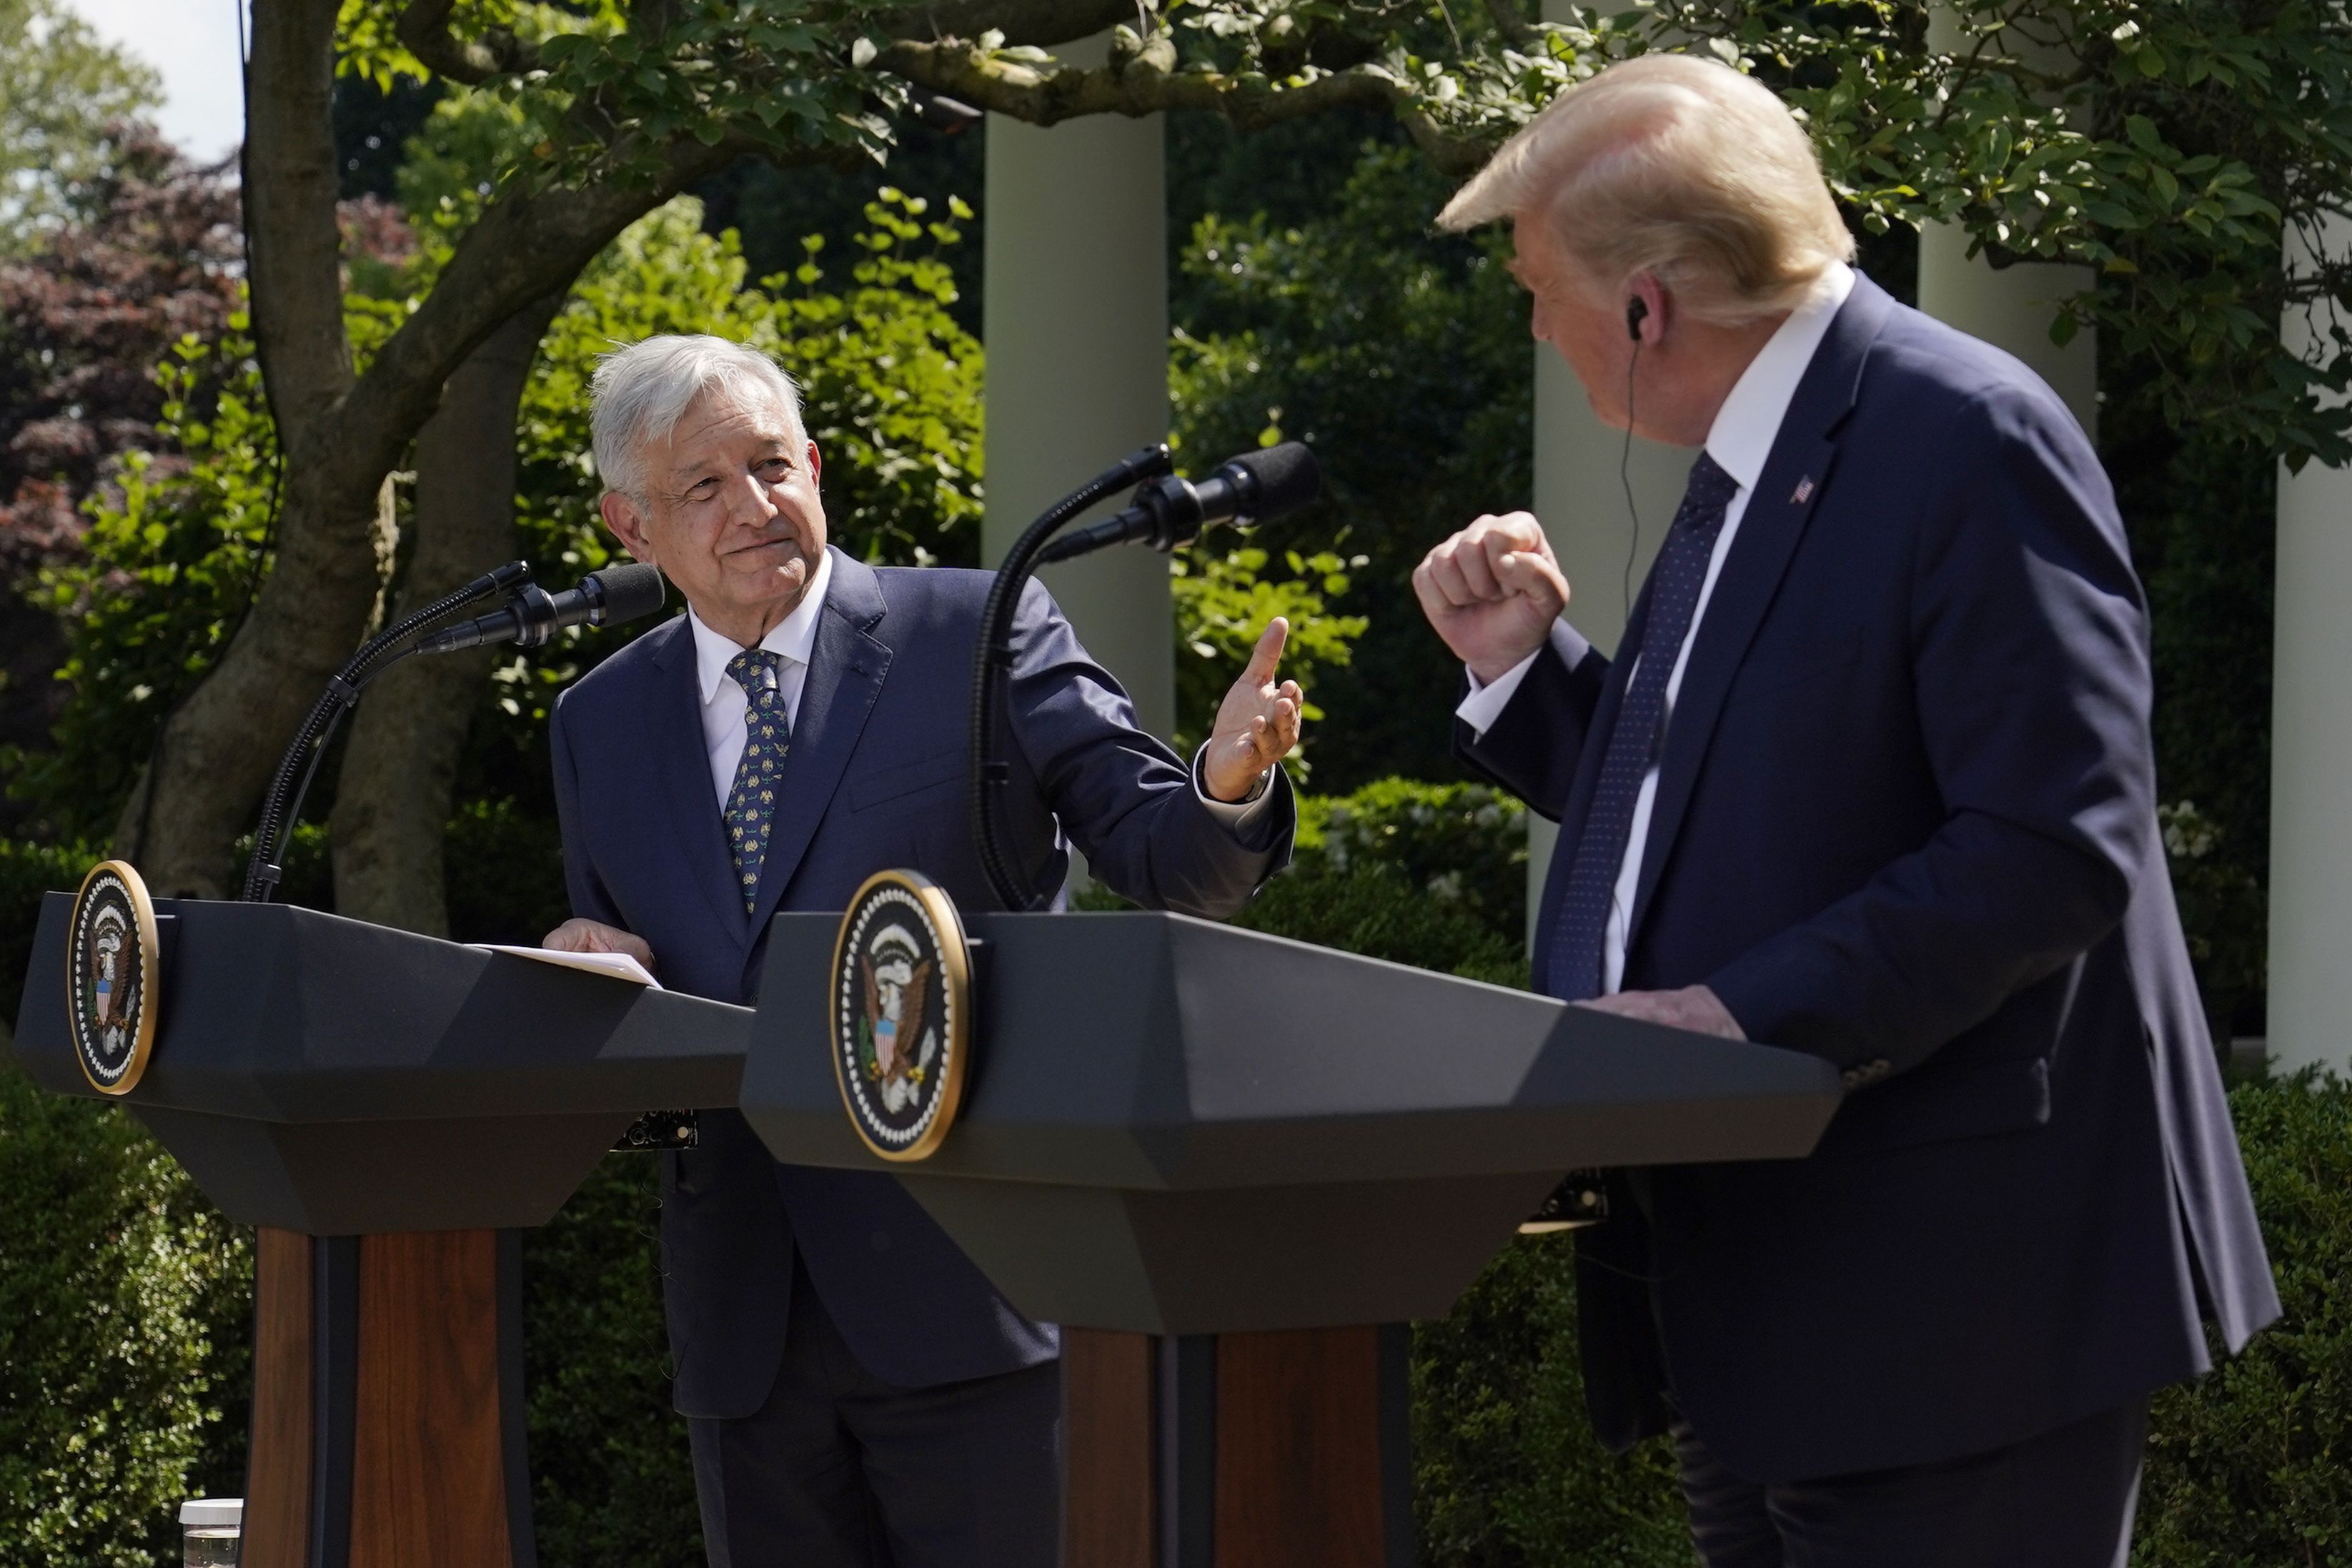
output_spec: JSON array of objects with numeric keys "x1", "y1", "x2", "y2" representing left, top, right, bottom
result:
[
  {"x1": 521, "y1": 1158, "x2": 703, "y2": 1567},
  {"x1": 0, "y1": 1062, "x2": 248, "y2": 1568},
  {"x1": 2136, "y1": 1071, "x2": 2352, "y2": 1565}
]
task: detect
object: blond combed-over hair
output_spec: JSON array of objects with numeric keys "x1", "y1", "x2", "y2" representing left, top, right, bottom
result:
[{"x1": 1439, "y1": 54, "x2": 1854, "y2": 325}]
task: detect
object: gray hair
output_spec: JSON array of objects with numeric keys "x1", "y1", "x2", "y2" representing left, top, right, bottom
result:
[
  {"x1": 590, "y1": 334, "x2": 807, "y2": 501},
  {"x1": 1439, "y1": 55, "x2": 1854, "y2": 327}
]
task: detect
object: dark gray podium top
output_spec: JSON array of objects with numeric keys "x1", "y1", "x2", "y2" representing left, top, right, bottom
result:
[
  {"x1": 11, "y1": 894, "x2": 749, "y2": 1234},
  {"x1": 744, "y1": 910, "x2": 1844, "y2": 1335}
]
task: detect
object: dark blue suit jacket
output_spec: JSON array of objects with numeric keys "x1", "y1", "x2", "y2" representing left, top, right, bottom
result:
[
  {"x1": 552, "y1": 550, "x2": 1293, "y2": 1416},
  {"x1": 1463, "y1": 274, "x2": 2278, "y2": 1484}
]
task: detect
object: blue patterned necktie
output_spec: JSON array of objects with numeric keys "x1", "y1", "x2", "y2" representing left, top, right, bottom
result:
[
  {"x1": 1547, "y1": 452, "x2": 1742, "y2": 1001},
  {"x1": 722, "y1": 647, "x2": 791, "y2": 912}
]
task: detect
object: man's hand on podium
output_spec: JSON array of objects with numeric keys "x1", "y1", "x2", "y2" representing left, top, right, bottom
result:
[
  {"x1": 1577, "y1": 984, "x2": 1744, "y2": 1039},
  {"x1": 544, "y1": 918, "x2": 659, "y2": 976}
]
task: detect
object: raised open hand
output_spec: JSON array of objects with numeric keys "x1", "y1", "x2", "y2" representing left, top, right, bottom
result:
[
  {"x1": 1203, "y1": 617, "x2": 1303, "y2": 803},
  {"x1": 1413, "y1": 512, "x2": 1572, "y2": 684}
]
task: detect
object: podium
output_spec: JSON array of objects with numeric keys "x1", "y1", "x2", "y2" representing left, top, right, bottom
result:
[
  {"x1": 9, "y1": 894, "x2": 750, "y2": 1568},
  {"x1": 745, "y1": 910, "x2": 1843, "y2": 1567},
  {"x1": 11, "y1": 894, "x2": 1844, "y2": 1567}
]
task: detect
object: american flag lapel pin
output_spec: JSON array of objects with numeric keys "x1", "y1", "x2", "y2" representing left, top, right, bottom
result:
[{"x1": 1792, "y1": 475, "x2": 1815, "y2": 504}]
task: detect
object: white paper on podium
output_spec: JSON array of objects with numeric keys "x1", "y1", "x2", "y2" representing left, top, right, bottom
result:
[{"x1": 467, "y1": 943, "x2": 662, "y2": 990}]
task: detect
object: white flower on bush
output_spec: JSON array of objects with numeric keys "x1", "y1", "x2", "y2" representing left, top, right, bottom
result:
[{"x1": 2159, "y1": 801, "x2": 2218, "y2": 862}]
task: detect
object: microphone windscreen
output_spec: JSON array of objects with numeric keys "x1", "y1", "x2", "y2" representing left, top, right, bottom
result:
[
  {"x1": 592, "y1": 562, "x2": 668, "y2": 625},
  {"x1": 1224, "y1": 441, "x2": 1321, "y2": 521}
]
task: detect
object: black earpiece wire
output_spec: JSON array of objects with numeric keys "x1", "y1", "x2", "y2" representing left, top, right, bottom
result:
[{"x1": 1620, "y1": 295, "x2": 1646, "y2": 619}]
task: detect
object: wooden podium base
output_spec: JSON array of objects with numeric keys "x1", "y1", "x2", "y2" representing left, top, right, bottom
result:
[
  {"x1": 1063, "y1": 1326, "x2": 1415, "y2": 1568},
  {"x1": 242, "y1": 1227, "x2": 534, "y2": 1568},
  {"x1": 237, "y1": 1229, "x2": 1401, "y2": 1567}
]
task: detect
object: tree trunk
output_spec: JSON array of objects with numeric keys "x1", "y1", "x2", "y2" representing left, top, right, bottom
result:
[
  {"x1": 111, "y1": 0, "x2": 383, "y2": 898},
  {"x1": 329, "y1": 296, "x2": 562, "y2": 935}
]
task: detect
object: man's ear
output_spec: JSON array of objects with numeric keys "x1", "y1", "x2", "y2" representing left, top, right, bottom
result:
[
  {"x1": 600, "y1": 490, "x2": 655, "y2": 565},
  {"x1": 805, "y1": 439, "x2": 822, "y2": 484},
  {"x1": 1627, "y1": 272, "x2": 1669, "y2": 347}
]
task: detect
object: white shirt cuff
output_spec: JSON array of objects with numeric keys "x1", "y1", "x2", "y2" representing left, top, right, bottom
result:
[
  {"x1": 1457, "y1": 622, "x2": 1580, "y2": 739},
  {"x1": 1191, "y1": 742, "x2": 1273, "y2": 823}
]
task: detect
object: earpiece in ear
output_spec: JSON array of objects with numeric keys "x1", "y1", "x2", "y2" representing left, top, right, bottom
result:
[{"x1": 1624, "y1": 297, "x2": 1649, "y2": 342}]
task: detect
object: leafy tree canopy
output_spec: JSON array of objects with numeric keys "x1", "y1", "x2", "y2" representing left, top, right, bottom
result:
[
  {"x1": 346, "y1": 0, "x2": 2352, "y2": 462},
  {"x1": 0, "y1": 0, "x2": 162, "y2": 254}
]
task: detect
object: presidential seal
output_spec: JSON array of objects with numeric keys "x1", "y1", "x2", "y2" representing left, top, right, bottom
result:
[
  {"x1": 66, "y1": 859, "x2": 159, "y2": 1096},
  {"x1": 830, "y1": 870, "x2": 972, "y2": 1162}
]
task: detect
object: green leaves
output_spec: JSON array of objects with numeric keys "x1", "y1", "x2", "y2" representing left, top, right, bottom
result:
[
  {"x1": 0, "y1": 0, "x2": 162, "y2": 253},
  {"x1": 1171, "y1": 544, "x2": 1368, "y2": 763},
  {"x1": 1723, "y1": 0, "x2": 2352, "y2": 463},
  {"x1": 0, "y1": 1051, "x2": 250, "y2": 1568}
]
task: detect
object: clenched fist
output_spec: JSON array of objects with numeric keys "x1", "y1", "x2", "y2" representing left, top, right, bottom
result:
[{"x1": 1413, "y1": 512, "x2": 1572, "y2": 684}]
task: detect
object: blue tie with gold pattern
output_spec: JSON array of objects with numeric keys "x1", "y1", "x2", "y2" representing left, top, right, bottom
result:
[{"x1": 723, "y1": 648, "x2": 791, "y2": 912}]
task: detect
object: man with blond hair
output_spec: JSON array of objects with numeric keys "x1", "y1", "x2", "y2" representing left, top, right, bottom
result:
[{"x1": 1418, "y1": 54, "x2": 2276, "y2": 1564}]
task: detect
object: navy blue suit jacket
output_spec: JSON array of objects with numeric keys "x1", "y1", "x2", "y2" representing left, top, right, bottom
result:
[
  {"x1": 552, "y1": 550, "x2": 1294, "y2": 1416},
  {"x1": 1463, "y1": 274, "x2": 2278, "y2": 1484}
]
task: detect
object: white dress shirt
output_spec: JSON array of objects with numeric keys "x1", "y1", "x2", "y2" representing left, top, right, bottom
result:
[
  {"x1": 687, "y1": 546, "x2": 1274, "y2": 831},
  {"x1": 688, "y1": 547, "x2": 835, "y2": 807},
  {"x1": 1458, "y1": 261, "x2": 1856, "y2": 993}
]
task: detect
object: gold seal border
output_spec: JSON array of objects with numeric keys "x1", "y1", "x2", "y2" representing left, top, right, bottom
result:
[
  {"x1": 66, "y1": 859, "x2": 159, "y2": 1097},
  {"x1": 828, "y1": 868, "x2": 973, "y2": 1163}
]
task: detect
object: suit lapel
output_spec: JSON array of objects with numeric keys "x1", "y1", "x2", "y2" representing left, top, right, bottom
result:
[
  {"x1": 748, "y1": 550, "x2": 892, "y2": 930},
  {"x1": 645, "y1": 617, "x2": 749, "y2": 939},
  {"x1": 1622, "y1": 276, "x2": 1895, "y2": 960}
]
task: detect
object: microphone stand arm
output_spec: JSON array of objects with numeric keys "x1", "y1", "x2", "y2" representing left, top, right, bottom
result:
[
  {"x1": 239, "y1": 561, "x2": 532, "y2": 903},
  {"x1": 968, "y1": 445, "x2": 1174, "y2": 912}
]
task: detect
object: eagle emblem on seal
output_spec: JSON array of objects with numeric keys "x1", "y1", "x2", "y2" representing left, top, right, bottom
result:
[{"x1": 858, "y1": 933, "x2": 938, "y2": 1116}]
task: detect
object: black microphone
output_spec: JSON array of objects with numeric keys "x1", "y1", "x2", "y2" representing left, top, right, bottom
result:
[
  {"x1": 415, "y1": 562, "x2": 668, "y2": 654},
  {"x1": 1036, "y1": 442, "x2": 1322, "y2": 565}
]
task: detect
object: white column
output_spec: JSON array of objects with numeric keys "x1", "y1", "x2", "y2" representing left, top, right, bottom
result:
[
  {"x1": 1915, "y1": 227, "x2": 2098, "y2": 437},
  {"x1": 2266, "y1": 221, "x2": 2351, "y2": 1073},
  {"x1": 1917, "y1": 6, "x2": 2098, "y2": 439},
  {"x1": 983, "y1": 51, "x2": 1173, "y2": 738}
]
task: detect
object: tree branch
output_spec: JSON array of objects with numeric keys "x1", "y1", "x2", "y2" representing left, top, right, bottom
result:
[
  {"x1": 876, "y1": 0, "x2": 1136, "y2": 49},
  {"x1": 333, "y1": 134, "x2": 747, "y2": 485},
  {"x1": 395, "y1": 0, "x2": 539, "y2": 86},
  {"x1": 244, "y1": 0, "x2": 351, "y2": 458},
  {"x1": 875, "y1": 36, "x2": 1489, "y2": 173}
]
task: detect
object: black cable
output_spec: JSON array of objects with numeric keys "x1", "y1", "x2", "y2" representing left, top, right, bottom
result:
[
  {"x1": 968, "y1": 445, "x2": 1176, "y2": 911},
  {"x1": 1619, "y1": 334, "x2": 1642, "y2": 622}
]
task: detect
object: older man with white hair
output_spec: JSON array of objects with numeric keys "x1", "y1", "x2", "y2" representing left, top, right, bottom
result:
[
  {"x1": 1418, "y1": 54, "x2": 2276, "y2": 1565},
  {"x1": 544, "y1": 334, "x2": 1301, "y2": 1566}
]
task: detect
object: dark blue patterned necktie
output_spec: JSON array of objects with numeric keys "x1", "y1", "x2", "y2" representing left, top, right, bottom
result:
[
  {"x1": 722, "y1": 648, "x2": 791, "y2": 913},
  {"x1": 1547, "y1": 452, "x2": 1741, "y2": 1001}
]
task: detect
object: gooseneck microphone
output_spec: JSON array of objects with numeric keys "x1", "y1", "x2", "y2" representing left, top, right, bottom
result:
[
  {"x1": 415, "y1": 562, "x2": 668, "y2": 653},
  {"x1": 240, "y1": 560, "x2": 672, "y2": 902},
  {"x1": 1036, "y1": 442, "x2": 1322, "y2": 565}
]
